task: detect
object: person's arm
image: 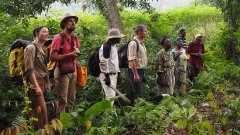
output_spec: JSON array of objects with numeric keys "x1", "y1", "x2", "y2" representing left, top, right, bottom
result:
[
  {"x1": 187, "y1": 42, "x2": 198, "y2": 56},
  {"x1": 50, "y1": 51, "x2": 76, "y2": 62},
  {"x1": 172, "y1": 50, "x2": 182, "y2": 61},
  {"x1": 75, "y1": 37, "x2": 81, "y2": 55},
  {"x1": 129, "y1": 59, "x2": 140, "y2": 82},
  {"x1": 50, "y1": 36, "x2": 77, "y2": 62},
  {"x1": 128, "y1": 41, "x2": 140, "y2": 82},
  {"x1": 46, "y1": 76, "x2": 51, "y2": 91}
]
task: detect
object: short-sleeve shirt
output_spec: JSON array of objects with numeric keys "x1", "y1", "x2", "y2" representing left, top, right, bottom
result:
[
  {"x1": 24, "y1": 42, "x2": 48, "y2": 79},
  {"x1": 51, "y1": 32, "x2": 80, "y2": 67},
  {"x1": 127, "y1": 37, "x2": 148, "y2": 69},
  {"x1": 99, "y1": 44, "x2": 119, "y2": 73},
  {"x1": 155, "y1": 49, "x2": 175, "y2": 73}
]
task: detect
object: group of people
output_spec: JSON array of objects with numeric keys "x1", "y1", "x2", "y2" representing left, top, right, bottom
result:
[
  {"x1": 23, "y1": 13, "x2": 204, "y2": 131},
  {"x1": 24, "y1": 13, "x2": 80, "y2": 130},
  {"x1": 155, "y1": 30, "x2": 204, "y2": 96}
]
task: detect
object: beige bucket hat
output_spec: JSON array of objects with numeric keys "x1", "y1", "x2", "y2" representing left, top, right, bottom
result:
[
  {"x1": 60, "y1": 13, "x2": 78, "y2": 29},
  {"x1": 106, "y1": 28, "x2": 125, "y2": 39}
]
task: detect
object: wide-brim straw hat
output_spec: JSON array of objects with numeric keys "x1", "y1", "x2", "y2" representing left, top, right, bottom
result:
[
  {"x1": 106, "y1": 28, "x2": 125, "y2": 39},
  {"x1": 60, "y1": 13, "x2": 78, "y2": 29}
]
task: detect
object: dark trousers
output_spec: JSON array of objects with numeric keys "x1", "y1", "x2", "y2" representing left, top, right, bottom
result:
[
  {"x1": 189, "y1": 65, "x2": 201, "y2": 81},
  {"x1": 128, "y1": 69, "x2": 145, "y2": 102}
]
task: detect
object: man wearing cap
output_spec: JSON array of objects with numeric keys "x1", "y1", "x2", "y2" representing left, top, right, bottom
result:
[
  {"x1": 50, "y1": 13, "x2": 80, "y2": 114},
  {"x1": 127, "y1": 24, "x2": 148, "y2": 103},
  {"x1": 99, "y1": 28, "x2": 124, "y2": 104},
  {"x1": 186, "y1": 34, "x2": 205, "y2": 81}
]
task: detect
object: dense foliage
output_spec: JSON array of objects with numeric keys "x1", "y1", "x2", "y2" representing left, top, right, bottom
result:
[{"x1": 0, "y1": 5, "x2": 239, "y2": 134}]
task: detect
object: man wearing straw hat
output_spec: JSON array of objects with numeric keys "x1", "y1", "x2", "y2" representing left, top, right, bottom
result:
[
  {"x1": 99, "y1": 28, "x2": 125, "y2": 104},
  {"x1": 50, "y1": 13, "x2": 81, "y2": 115}
]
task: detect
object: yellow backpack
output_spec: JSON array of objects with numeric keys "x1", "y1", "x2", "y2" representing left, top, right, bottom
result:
[
  {"x1": 9, "y1": 40, "x2": 31, "y2": 85},
  {"x1": 9, "y1": 39, "x2": 55, "y2": 85}
]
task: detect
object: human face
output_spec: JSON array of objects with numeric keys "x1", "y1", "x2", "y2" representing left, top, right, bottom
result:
[
  {"x1": 197, "y1": 36, "x2": 202, "y2": 43},
  {"x1": 65, "y1": 18, "x2": 76, "y2": 32},
  {"x1": 181, "y1": 31, "x2": 186, "y2": 37},
  {"x1": 139, "y1": 28, "x2": 148, "y2": 39},
  {"x1": 176, "y1": 39, "x2": 183, "y2": 48},
  {"x1": 36, "y1": 27, "x2": 49, "y2": 42},
  {"x1": 164, "y1": 39, "x2": 171, "y2": 50},
  {"x1": 109, "y1": 38, "x2": 121, "y2": 44}
]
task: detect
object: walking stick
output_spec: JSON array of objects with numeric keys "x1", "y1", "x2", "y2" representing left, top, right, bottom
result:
[{"x1": 109, "y1": 85, "x2": 131, "y2": 103}]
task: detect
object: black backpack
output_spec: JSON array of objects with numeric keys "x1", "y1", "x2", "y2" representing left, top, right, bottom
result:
[
  {"x1": 118, "y1": 39, "x2": 139, "y2": 68},
  {"x1": 87, "y1": 46, "x2": 101, "y2": 77}
]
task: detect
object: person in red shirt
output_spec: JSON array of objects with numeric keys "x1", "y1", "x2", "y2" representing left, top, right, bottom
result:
[
  {"x1": 186, "y1": 34, "x2": 204, "y2": 81},
  {"x1": 50, "y1": 13, "x2": 80, "y2": 115}
]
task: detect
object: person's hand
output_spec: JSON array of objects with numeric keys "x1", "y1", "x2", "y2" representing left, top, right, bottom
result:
[
  {"x1": 104, "y1": 74, "x2": 111, "y2": 86},
  {"x1": 196, "y1": 53, "x2": 203, "y2": 57},
  {"x1": 68, "y1": 52, "x2": 77, "y2": 58},
  {"x1": 35, "y1": 86, "x2": 42, "y2": 96},
  {"x1": 134, "y1": 74, "x2": 140, "y2": 83},
  {"x1": 177, "y1": 51, "x2": 182, "y2": 56}
]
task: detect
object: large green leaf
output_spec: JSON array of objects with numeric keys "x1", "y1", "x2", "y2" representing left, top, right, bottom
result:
[{"x1": 85, "y1": 99, "x2": 112, "y2": 120}]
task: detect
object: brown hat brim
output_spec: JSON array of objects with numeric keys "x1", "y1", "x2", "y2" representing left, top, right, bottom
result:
[{"x1": 60, "y1": 16, "x2": 78, "y2": 29}]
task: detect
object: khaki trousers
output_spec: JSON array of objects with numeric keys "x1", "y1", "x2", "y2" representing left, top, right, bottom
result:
[
  {"x1": 99, "y1": 73, "x2": 117, "y2": 103},
  {"x1": 55, "y1": 72, "x2": 77, "y2": 115}
]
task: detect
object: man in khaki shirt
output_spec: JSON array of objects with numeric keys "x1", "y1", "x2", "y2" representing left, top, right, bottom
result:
[{"x1": 127, "y1": 24, "x2": 148, "y2": 103}]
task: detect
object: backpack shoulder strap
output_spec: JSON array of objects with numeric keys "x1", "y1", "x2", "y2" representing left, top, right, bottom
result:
[
  {"x1": 59, "y1": 33, "x2": 65, "y2": 54},
  {"x1": 70, "y1": 34, "x2": 77, "y2": 51},
  {"x1": 30, "y1": 43, "x2": 38, "y2": 60},
  {"x1": 132, "y1": 39, "x2": 140, "y2": 52}
]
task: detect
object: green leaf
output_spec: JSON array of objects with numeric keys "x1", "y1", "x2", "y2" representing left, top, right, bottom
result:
[
  {"x1": 85, "y1": 99, "x2": 112, "y2": 120},
  {"x1": 188, "y1": 123, "x2": 193, "y2": 133},
  {"x1": 77, "y1": 115, "x2": 84, "y2": 126},
  {"x1": 83, "y1": 127, "x2": 96, "y2": 135},
  {"x1": 60, "y1": 113, "x2": 74, "y2": 129}
]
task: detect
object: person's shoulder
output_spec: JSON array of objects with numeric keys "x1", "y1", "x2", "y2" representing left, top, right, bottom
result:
[
  {"x1": 128, "y1": 39, "x2": 138, "y2": 47},
  {"x1": 26, "y1": 43, "x2": 36, "y2": 49},
  {"x1": 24, "y1": 43, "x2": 36, "y2": 52},
  {"x1": 53, "y1": 34, "x2": 62, "y2": 40},
  {"x1": 189, "y1": 41, "x2": 194, "y2": 46}
]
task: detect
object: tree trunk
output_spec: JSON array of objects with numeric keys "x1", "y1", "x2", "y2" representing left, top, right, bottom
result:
[{"x1": 104, "y1": 0, "x2": 124, "y2": 31}]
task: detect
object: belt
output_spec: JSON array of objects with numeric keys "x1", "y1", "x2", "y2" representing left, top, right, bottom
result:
[{"x1": 101, "y1": 72, "x2": 117, "y2": 75}]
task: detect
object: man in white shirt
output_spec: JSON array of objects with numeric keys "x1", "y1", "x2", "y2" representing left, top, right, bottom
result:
[{"x1": 99, "y1": 28, "x2": 125, "y2": 103}]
